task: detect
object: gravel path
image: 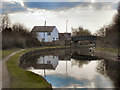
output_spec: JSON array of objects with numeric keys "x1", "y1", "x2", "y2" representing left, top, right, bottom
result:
[{"x1": 1, "y1": 49, "x2": 24, "y2": 89}]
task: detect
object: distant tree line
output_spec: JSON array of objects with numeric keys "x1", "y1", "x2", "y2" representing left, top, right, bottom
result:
[
  {"x1": 71, "y1": 26, "x2": 92, "y2": 45},
  {"x1": 72, "y1": 26, "x2": 91, "y2": 36},
  {"x1": 1, "y1": 15, "x2": 40, "y2": 49},
  {"x1": 94, "y1": 3, "x2": 120, "y2": 49}
]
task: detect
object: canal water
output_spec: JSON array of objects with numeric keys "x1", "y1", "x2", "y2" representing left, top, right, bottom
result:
[{"x1": 19, "y1": 49, "x2": 120, "y2": 88}]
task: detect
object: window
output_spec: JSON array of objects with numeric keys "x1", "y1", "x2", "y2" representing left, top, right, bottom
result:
[
  {"x1": 47, "y1": 32, "x2": 51, "y2": 35},
  {"x1": 47, "y1": 61, "x2": 51, "y2": 64}
]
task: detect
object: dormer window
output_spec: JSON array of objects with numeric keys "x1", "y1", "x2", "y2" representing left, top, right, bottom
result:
[{"x1": 47, "y1": 32, "x2": 51, "y2": 35}]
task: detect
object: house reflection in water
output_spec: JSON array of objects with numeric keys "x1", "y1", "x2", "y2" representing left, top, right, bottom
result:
[
  {"x1": 36, "y1": 55, "x2": 59, "y2": 77},
  {"x1": 19, "y1": 55, "x2": 59, "y2": 77},
  {"x1": 37, "y1": 55, "x2": 58, "y2": 70}
]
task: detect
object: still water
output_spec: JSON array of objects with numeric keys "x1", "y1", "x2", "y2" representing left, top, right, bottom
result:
[{"x1": 20, "y1": 49, "x2": 120, "y2": 88}]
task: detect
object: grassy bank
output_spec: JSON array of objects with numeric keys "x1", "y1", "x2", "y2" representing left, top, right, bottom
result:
[
  {"x1": 2, "y1": 48, "x2": 21, "y2": 59},
  {"x1": 6, "y1": 46, "x2": 71, "y2": 88},
  {"x1": 96, "y1": 48, "x2": 118, "y2": 53}
]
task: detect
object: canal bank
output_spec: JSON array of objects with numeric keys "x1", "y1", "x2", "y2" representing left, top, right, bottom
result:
[
  {"x1": 92, "y1": 48, "x2": 119, "y2": 61},
  {"x1": 5, "y1": 46, "x2": 72, "y2": 88},
  {"x1": 19, "y1": 47, "x2": 116, "y2": 88},
  {"x1": 5, "y1": 46, "x2": 118, "y2": 88}
]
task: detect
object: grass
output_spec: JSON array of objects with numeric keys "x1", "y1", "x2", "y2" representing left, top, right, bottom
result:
[
  {"x1": 96, "y1": 48, "x2": 118, "y2": 53},
  {"x1": 2, "y1": 46, "x2": 71, "y2": 59},
  {"x1": 2, "y1": 48, "x2": 21, "y2": 59},
  {"x1": 6, "y1": 46, "x2": 71, "y2": 88}
]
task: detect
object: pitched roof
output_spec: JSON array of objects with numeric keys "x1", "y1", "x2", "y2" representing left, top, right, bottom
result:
[
  {"x1": 31, "y1": 26, "x2": 55, "y2": 32},
  {"x1": 34, "y1": 64, "x2": 55, "y2": 70},
  {"x1": 59, "y1": 33, "x2": 71, "y2": 39}
]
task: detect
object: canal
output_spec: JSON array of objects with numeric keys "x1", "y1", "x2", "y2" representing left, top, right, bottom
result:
[{"x1": 19, "y1": 49, "x2": 120, "y2": 88}]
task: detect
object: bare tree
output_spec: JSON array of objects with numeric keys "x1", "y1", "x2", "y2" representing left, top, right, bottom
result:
[
  {"x1": 113, "y1": 2, "x2": 120, "y2": 25},
  {"x1": 1, "y1": 14, "x2": 11, "y2": 30},
  {"x1": 95, "y1": 27, "x2": 106, "y2": 37},
  {"x1": 95, "y1": 2, "x2": 120, "y2": 49},
  {"x1": 72, "y1": 26, "x2": 91, "y2": 36},
  {"x1": 12, "y1": 23, "x2": 29, "y2": 34}
]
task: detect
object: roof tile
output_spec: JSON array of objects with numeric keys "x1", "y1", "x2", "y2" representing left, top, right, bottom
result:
[{"x1": 31, "y1": 26, "x2": 55, "y2": 32}]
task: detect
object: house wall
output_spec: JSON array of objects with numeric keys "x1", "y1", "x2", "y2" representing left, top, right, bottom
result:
[
  {"x1": 36, "y1": 27, "x2": 59, "y2": 42},
  {"x1": 36, "y1": 32, "x2": 48, "y2": 42},
  {"x1": 50, "y1": 27, "x2": 59, "y2": 41},
  {"x1": 37, "y1": 55, "x2": 59, "y2": 69}
]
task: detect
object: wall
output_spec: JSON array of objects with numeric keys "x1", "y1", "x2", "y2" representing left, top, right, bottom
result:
[
  {"x1": 50, "y1": 27, "x2": 59, "y2": 41},
  {"x1": 37, "y1": 32, "x2": 49, "y2": 42}
]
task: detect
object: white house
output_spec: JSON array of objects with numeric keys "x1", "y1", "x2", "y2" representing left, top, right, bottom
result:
[
  {"x1": 31, "y1": 26, "x2": 59, "y2": 42},
  {"x1": 37, "y1": 55, "x2": 59, "y2": 70}
]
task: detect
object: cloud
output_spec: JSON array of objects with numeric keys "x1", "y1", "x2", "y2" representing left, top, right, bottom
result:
[
  {"x1": 8, "y1": 5, "x2": 116, "y2": 33},
  {"x1": 24, "y1": 0, "x2": 89, "y2": 2},
  {"x1": 91, "y1": 75, "x2": 113, "y2": 88},
  {"x1": 24, "y1": 2, "x2": 81, "y2": 10},
  {"x1": 24, "y1": 2, "x2": 118, "y2": 12},
  {"x1": 3, "y1": 0, "x2": 25, "y2": 6},
  {"x1": 25, "y1": 2, "x2": 118, "y2": 11},
  {"x1": 1, "y1": 1, "x2": 117, "y2": 33},
  {"x1": 24, "y1": 0, "x2": 119, "y2": 2},
  {"x1": 1, "y1": 1, "x2": 118, "y2": 14},
  {"x1": 95, "y1": 0, "x2": 119, "y2": 2},
  {"x1": 2, "y1": 2, "x2": 27, "y2": 14}
]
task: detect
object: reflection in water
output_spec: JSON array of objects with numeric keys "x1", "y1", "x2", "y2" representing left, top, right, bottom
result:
[
  {"x1": 37, "y1": 56, "x2": 58, "y2": 70},
  {"x1": 71, "y1": 59, "x2": 89, "y2": 68},
  {"x1": 96, "y1": 60, "x2": 120, "y2": 87},
  {"x1": 19, "y1": 49, "x2": 118, "y2": 88}
]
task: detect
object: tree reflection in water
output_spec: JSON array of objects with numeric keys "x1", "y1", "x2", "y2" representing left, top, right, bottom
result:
[
  {"x1": 71, "y1": 59, "x2": 89, "y2": 68},
  {"x1": 96, "y1": 59, "x2": 120, "y2": 88},
  {"x1": 19, "y1": 49, "x2": 118, "y2": 88},
  {"x1": 96, "y1": 60, "x2": 106, "y2": 75}
]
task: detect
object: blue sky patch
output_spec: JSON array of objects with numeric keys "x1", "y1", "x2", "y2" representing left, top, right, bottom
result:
[
  {"x1": 24, "y1": 2, "x2": 82, "y2": 10},
  {"x1": 2, "y1": 2, "x2": 27, "y2": 14},
  {"x1": 44, "y1": 74, "x2": 90, "y2": 87},
  {"x1": 1, "y1": 2, "x2": 118, "y2": 14}
]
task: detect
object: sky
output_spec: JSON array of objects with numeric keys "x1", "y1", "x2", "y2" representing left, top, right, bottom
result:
[{"x1": 1, "y1": 0, "x2": 119, "y2": 33}]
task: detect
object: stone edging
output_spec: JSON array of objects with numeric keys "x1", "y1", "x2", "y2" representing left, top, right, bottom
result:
[{"x1": 19, "y1": 47, "x2": 73, "y2": 65}]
